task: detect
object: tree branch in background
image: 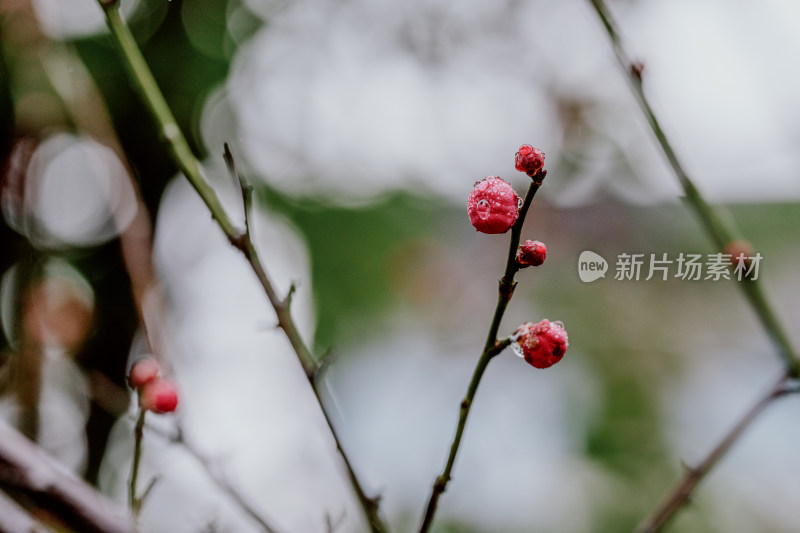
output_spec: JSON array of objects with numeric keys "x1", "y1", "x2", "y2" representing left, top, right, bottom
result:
[
  {"x1": 636, "y1": 372, "x2": 796, "y2": 533},
  {"x1": 0, "y1": 421, "x2": 133, "y2": 533},
  {"x1": 586, "y1": 0, "x2": 800, "y2": 529},
  {"x1": 0, "y1": 489, "x2": 51, "y2": 533},
  {"x1": 418, "y1": 177, "x2": 542, "y2": 533},
  {"x1": 587, "y1": 0, "x2": 798, "y2": 375},
  {"x1": 96, "y1": 3, "x2": 387, "y2": 531}
]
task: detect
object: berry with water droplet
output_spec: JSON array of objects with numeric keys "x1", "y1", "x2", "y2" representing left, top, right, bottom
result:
[
  {"x1": 129, "y1": 358, "x2": 161, "y2": 389},
  {"x1": 512, "y1": 319, "x2": 568, "y2": 369},
  {"x1": 517, "y1": 240, "x2": 547, "y2": 267},
  {"x1": 140, "y1": 379, "x2": 179, "y2": 414},
  {"x1": 515, "y1": 144, "x2": 545, "y2": 177},
  {"x1": 467, "y1": 176, "x2": 519, "y2": 234}
]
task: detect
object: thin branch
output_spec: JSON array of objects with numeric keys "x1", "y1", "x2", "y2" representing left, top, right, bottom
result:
[
  {"x1": 129, "y1": 409, "x2": 146, "y2": 517},
  {"x1": 587, "y1": 0, "x2": 799, "y2": 376},
  {"x1": 96, "y1": 3, "x2": 387, "y2": 531},
  {"x1": 144, "y1": 420, "x2": 282, "y2": 533},
  {"x1": 0, "y1": 421, "x2": 133, "y2": 533},
  {"x1": 586, "y1": 2, "x2": 800, "y2": 528},
  {"x1": 418, "y1": 178, "x2": 543, "y2": 533},
  {"x1": 635, "y1": 372, "x2": 793, "y2": 533},
  {"x1": 0, "y1": 489, "x2": 52, "y2": 533}
]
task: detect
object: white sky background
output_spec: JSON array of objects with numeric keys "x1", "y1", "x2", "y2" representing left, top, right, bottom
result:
[{"x1": 226, "y1": 0, "x2": 800, "y2": 204}]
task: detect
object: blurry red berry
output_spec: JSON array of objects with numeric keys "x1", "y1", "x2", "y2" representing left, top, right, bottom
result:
[
  {"x1": 514, "y1": 144, "x2": 545, "y2": 176},
  {"x1": 513, "y1": 319, "x2": 568, "y2": 369},
  {"x1": 723, "y1": 239, "x2": 754, "y2": 268},
  {"x1": 129, "y1": 358, "x2": 161, "y2": 389},
  {"x1": 140, "y1": 379, "x2": 179, "y2": 414},
  {"x1": 467, "y1": 176, "x2": 520, "y2": 234},
  {"x1": 517, "y1": 240, "x2": 547, "y2": 267}
]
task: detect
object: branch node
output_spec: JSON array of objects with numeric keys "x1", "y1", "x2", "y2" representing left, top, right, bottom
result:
[
  {"x1": 282, "y1": 282, "x2": 297, "y2": 309},
  {"x1": 528, "y1": 168, "x2": 547, "y2": 185}
]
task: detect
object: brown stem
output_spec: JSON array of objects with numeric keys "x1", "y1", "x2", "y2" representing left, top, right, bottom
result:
[
  {"x1": 419, "y1": 177, "x2": 542, "y2": 533},
  {"x1": 0, "y1": 421, "x2": 133, "y2": 533},
  {"x1": 635, "y1": 373, "x2": 791, "y2": 533}
]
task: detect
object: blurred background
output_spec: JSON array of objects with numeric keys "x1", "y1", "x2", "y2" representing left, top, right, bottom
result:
[{"x1": 1, "y1": 0, "x2": 800, "y2": 531}]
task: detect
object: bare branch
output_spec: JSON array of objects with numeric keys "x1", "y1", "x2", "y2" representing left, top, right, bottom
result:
[{"x1": 0, "y1": 421, "x2": 133, "y2": 533}]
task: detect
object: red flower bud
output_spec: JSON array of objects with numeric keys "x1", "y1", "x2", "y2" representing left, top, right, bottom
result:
[
  {"x1": 512, "y1": 319, "x2": 568, "y2": 369},
  {"x1": 129, "y1": 358, "x2": 161, "y2": 389},
  {"x1": 514, "y1": 144, "x2": 545, "y2": 177},
  {"x1": 723, "y1": 239, "x2": 754, "y2": 268},
  {"x1": 517, "y1": 240, "x2": 547, "y2": 267},
  {"x1": 467, "y1": 176, "x2": 520, "y2": 234},
  {"x1": 140, "y1": 379, "x2": 179, "y2": 414}
]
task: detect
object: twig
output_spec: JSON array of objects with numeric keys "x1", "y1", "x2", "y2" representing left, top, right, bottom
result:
[
  {"x1": 129, "y1": 408, "x2": 146, "y2": 516},
  {"x1": 418, "y1": 178, "x2": 542, "y2": 533},
  {"x1": 635, "y1": 372, "x2": 793, "y2": 533},
  {"x1": 96, "y1": 3, "x2": 387, "y2": 531},
  {"x1": 143, "y1": 420, "x2": 281, "y2": 533},
  {"x1": 586, "y1": 1, "x2": 800, "y2": 529},
  {"x1": 587, "y1": 0, "x2": 798, "y2": 376},
  {"x1": 0, "y1": 420, "x2": 133, "y2": 533},
  {"x1": 0, "y1": 489, "x2": 52, "y2": 533}
]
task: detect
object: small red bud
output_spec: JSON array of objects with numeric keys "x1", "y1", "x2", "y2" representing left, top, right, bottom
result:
[
  {"x1": 517, "y1": 240, "x2": 547, "y2": 267},
  {"x1": 467, "y1": 176, "x2": 520, "y2": 234},
  {"x1": 514, "y1": 144, "x2": 545, "y2": 177},
  {"x1": 723, "y1": 239, "x2": 754, "y2": 268},
  {"x1": 513, "y1": 319, "x2": 568, "y2": 369},
  {"x1": 140, "y1": 379, "x2": 179, "y2": 414},
  {"x1": 129, "y1": 358, "x2": 161, "y2": 389}
]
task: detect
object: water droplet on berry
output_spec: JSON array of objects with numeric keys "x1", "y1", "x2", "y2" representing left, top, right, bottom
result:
[
  {"x1": 552, "y1": 321, "x2": 565, "y2": 329},
  {"x1": 517, "y1": 198, "x2": 523, "y2": 209},
  {"x1": 510, "y1": 341, "x2": 524, "y2": 358},
  {"x1": 476, "y1": 199, "x2": 491, "y2": 219}
]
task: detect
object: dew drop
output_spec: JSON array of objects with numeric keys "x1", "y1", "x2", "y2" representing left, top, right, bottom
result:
[
  {"x1": 553, "y1": 320, "x2": 565, "y2": 330},
  {"x1": 476, "y1": 199, "x2": 491, "y2": 219},
  {"x1": 510, "y1": 341, "x2": 524, "y2": 358},
  {"x1": 517, "y1": 198, "x2": 523, "y2": 209}
]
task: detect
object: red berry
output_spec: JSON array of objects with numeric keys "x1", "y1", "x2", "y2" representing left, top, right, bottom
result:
[
  {"x1": 723, "y1": 239, "x2": 754, "y2": 267},
  {"x1": 140, "y1": 379, "x2": 179, "y2": 414},
  {"x1": 467, "y1": 176, "x2": 520, "y2": 234},
  {"x1": 129, "y1": 358, "x2": 161, "y2": 389},
  {"x1": 514, "y1": 144, "x2": 545, "y2": 176},
  {"x1": 517, "y1": 240, "x2": 547, "y2": 267},
  {"x1": 513, "y1": 319, "x2": 568, "y2": 369}
]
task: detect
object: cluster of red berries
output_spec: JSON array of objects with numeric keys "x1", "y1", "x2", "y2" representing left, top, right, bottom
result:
[
  {"x1": 467, "y1": 145, "x2": 568, "y2": 369},
  {"x1": 129, "y1": 358, "x2": 179, "y2": 414}
]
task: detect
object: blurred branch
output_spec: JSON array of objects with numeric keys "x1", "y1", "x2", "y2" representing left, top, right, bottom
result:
[
  {"x1": 96, "y1": 4, "x2": 387, "y2": 531},
  {"x1": 418, "y1": 177, "x2": 542, "y2": 533},
  {"x1": 128, "y1": 409, "x2": 146, "y2": 519},
  {"x1": 145, "y1": 420, "x2": 282, "y2": 533},
  {"x1": 0, "y1": 421, "x2": 133, "y2": 533},
  {"x1": 0, "y1": 489, "x2": 51, "y2": 533},
  {"x1": 636, "y1": 372, "x2": 794, "y2": 533},
  {"x1": 587, "y1": 0, "x2": 799, "y2": 376},
  {"x1": 587, "y1": 0, "x2": 800, "y2": 529}
]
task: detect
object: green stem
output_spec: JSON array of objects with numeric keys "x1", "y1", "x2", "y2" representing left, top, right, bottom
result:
[
  {"x1": 129, "y1": 408, "x2": 146, "y2": 515},
  {"x1": 99, "y1": 3, "x2": 238, "y2": 239},
  {"x1": 587, "y1": 0, "x2": 800, "y2": 530},
  {"x1": 587, "y1": 0, "x2": 798, "y2": 375},
  {"x1": 98, "y1": 4, "x2": 386, "y2": 531},
  {"x1": 418, "y1": 180, "x2": 541, "y2": 533}
]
